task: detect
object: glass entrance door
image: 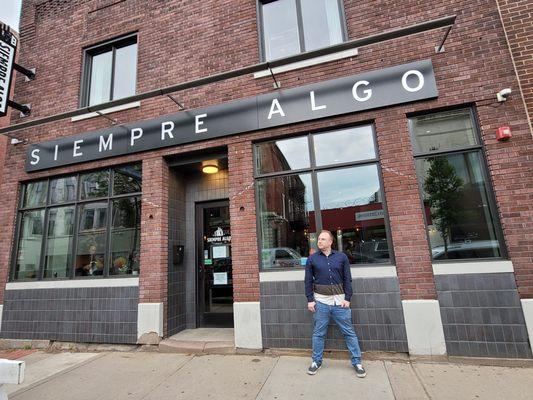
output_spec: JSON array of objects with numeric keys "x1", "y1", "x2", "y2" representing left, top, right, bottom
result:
[{"x1": 196, "y1": 201, "x2": 233, "y2": 327}]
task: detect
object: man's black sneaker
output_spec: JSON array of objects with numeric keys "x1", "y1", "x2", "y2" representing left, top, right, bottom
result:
[
  {"x1": 307, "y1": 361, "x2": 322, "y2": 375},
  {"x1": 354, "y1": 364, "x2": 366, "y2": 378}
]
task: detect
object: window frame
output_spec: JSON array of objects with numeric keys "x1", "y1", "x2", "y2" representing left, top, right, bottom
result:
[
  {"x1": 253, "y1": 123, "x2": 395, "y2": 271},
  {"x1": 256, "y1": 0, "x2": 348, "y2": 62},
  {"x1": 408, "y1": 107, "x2": 508, "y2": 263},
  {"x1": 80, "y1": 33, "x2": 138, "y2": 107},
  {"x1": 10, "y1": 163, "x2": 142, "y2": 282}
]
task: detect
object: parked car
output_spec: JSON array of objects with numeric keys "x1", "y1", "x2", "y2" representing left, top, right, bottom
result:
[
  {"x1": 262, "y1": 247, "x2": 303, "y2": 268},
  {"x1": 432, "y1": 240, "x2": 500, "y2": 260}
]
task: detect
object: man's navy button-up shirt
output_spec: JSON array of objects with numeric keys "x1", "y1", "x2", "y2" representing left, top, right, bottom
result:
[{"x1": 304, "y1": 250, "x2": 353, "y2": 302}]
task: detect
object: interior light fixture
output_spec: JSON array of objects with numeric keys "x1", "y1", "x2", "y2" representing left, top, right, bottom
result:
[{"x1": 202, "y1": 160, "x2": 219, "y2": 174}]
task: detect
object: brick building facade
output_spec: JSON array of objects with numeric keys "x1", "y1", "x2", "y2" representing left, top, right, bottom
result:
[{"x1": 0, "y1": 0, "x2": 531, "y2": 358}]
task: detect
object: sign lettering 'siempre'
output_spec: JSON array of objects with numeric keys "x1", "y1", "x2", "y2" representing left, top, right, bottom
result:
[{"x1": 0, "y1": 26, "x2": 17, "y2": 117}]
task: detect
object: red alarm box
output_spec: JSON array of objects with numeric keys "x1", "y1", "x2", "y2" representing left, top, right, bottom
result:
[{"x1": 496, "y1": 126, "x2": 512, "y2": 141}]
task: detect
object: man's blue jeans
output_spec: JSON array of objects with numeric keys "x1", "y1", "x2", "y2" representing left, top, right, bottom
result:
[{"x1": 312, "y1": 301, "x2": 362, "y2": 365}]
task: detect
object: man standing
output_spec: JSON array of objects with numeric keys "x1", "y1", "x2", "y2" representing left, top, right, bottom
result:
[{"x1": 305, "y1": 230, "x2": 366, "y2": 377}]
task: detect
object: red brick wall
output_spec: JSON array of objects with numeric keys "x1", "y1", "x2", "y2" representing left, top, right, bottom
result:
[
  {"x1": 496, "y1": 0, "x2": 533, "y2": 126},
  {"x1": 0, "y1": 0, "x2": 531, "y2": 310}
]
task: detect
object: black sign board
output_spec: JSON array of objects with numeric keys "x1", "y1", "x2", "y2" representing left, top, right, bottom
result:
[
  {"x1": 0, "y1": 25, "x2": 17, "y2": 117},
  {"x1": 26, "y1": 60, "x2": 438, "y2": 171}
]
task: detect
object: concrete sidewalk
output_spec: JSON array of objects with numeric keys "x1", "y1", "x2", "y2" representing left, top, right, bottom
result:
[{"x1": 2, "y1": 350, "x2": 532, "y2": 400}]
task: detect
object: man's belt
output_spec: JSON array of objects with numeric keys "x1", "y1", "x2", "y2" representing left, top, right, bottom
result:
[{"x1": 313, "y1": 283, "x2": 344, "y2": 296}]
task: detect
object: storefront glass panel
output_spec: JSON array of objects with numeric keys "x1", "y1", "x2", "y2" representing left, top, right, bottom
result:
[
  {"x1": 317, "y1": 165, "x2": 389, "y2": 264},
  {"x1": 255, "y1": 136, "x2": 310, "y2": 174},
  {"x1": 23, "y1": 180, "x2": 47, "y2": 207},
  {"x1": 14, "y1": 210, "x2": 45, "y2": 280},
  {"x1": 75, "y1": 202, "x2": 108, "y2": 277},
  {"x1": 113, "y1": 164, "x2": 142, "y2": 195},
  {"x1": 257, "y1": 173, "x2": 316, "y2": 269},
  {"x1": 109, "y1": 197, "x2": 141, "y2": 275},
  {"x1": 313, "y1": 126, "x2": 376, "y2": 166},
  {"x1": 44, "y1": 206, "x2": 75, "y2": 278},
  {"x1": 50, "y1": 176, "x2": 77, "y2": 204},
  {"x1": 410, "y1": 108, "x2": 504, "y2": 261},
  {"x1": 416, "y1": 152, "x2": 501, "y2": 260},
  {"x1": 80, "y1": 170, "x2": 110, "y2": 200},
  {"x1": 410, "y1": 109, "x2": 478, "y2": 154}
]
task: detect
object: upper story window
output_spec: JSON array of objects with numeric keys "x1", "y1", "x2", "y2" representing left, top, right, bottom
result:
[
  {"x1": 81, "y1": 34, "x2": 137, "y2": 107},
  {"x1": 258, "y1": 0, "x2": 346, "y2": 61}
]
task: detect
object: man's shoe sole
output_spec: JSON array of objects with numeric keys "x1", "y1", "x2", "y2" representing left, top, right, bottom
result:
[
  {"x1": 307, "y1": 365, "x2": 321, "y2": 375},
  {"x1": 356, "y1": 372, "x2": 366, "y2": 378}
]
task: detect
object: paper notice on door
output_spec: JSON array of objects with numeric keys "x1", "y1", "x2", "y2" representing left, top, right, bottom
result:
[
  {"x1": 213, "y1": 272, "x2": 228, "y2": 285},
  {"x1": 212, "y1": 245, "x2": 228, "y2": 259}
]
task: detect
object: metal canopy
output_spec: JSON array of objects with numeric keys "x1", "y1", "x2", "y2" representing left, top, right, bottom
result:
[{"x1": 0, "y1": 15, "x2": 456, "y2": 136}]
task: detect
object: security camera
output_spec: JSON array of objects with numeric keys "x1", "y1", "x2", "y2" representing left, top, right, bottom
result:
[
  {"x1": 10, "y1": 138, "x2": 28, "y2": 145},
  {"x1": 496, "y1": 88, "x2": 512, "y2": 102}
]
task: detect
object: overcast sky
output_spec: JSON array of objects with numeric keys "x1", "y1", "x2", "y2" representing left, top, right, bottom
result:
[{"x1": 0, "y1": 0, "x2": 22, "y2": 31}]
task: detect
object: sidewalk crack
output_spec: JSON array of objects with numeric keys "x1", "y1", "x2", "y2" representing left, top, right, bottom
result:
[{"x1": 254, "y1": 356, "x2": 280, "y2": 400}]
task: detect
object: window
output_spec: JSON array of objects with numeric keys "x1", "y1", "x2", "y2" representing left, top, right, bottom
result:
[
  {"x1": 410, "y1": 109, "x2": 505, "y2": 261},
  {"x1": 258, "y1": 0, "x2": 345, "y2": 61},
  {"x1": 11, "y1": 164, "x2": 142, "y2": 281},
  {"x1": 255, "y1": 125, "x2": 392, "y2": 269},
  {"x1": 82, "y1": 34, "x2": 137, "y2": 106}
]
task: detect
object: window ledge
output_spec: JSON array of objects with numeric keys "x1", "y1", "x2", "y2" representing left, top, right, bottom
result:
[
  {"x1": 253, "y1": 48, "x2": 358, "y2": 79},
  {"x1": 259, "y1": 265, "x2": 396, "y2": 282},
  {"x1": 70, "y1": 101, "x2": 141, "y2": 122},
  {"x1": 432, "y1": 260, "x2": 513, "y2": 275},
  {"x1": 6, "y1": 277, "x2": 139, "y2": 290}
]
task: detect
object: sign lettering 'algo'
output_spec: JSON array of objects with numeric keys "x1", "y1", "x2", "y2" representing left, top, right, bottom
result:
[{"x1": 26, "y1": 60, "x2": 438, "y2": 172}]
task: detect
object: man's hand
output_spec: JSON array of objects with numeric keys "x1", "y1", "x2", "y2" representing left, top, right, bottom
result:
[
  {"x1": 307, "y1": 301, "x2": 316, "y2": 312},
  {"x1": 340, "y1": 300, "x2": 350, "y2": 308}
]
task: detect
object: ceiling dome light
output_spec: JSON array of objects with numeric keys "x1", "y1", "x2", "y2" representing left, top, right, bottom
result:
[{"x1": 202, "y1": 160, "x2": 219, "y2": 174}]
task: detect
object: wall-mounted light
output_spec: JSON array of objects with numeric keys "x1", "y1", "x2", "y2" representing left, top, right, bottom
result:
[{"x1": 202, "y1": 159, "x2": 219, "y2": 174}]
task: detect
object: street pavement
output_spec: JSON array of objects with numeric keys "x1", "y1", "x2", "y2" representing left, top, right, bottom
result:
[{"x1": 1, "y1": 350, "x2": 533, "y2": 399}]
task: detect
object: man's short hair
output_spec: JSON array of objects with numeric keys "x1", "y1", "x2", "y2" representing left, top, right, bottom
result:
[{"x1": 319, "y1": 230, "x2": 335, "y2": 241}]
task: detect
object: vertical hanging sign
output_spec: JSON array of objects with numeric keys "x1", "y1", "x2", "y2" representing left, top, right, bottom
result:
[{"x1": 0, "y1": 24, "x2": 17, "y2": 117}]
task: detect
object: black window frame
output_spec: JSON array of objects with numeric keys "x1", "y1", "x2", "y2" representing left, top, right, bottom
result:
[
  {"x1": 253, "y1": 123, "x2": 395, "y2": 271},
  {"x1": 10, "y1": 163, "x2": 142, "y2": 282},
  {"x1": 256, "y1": 0, "x2": 348, "y2": 62},
  {"x1": 80, "y1": 33, "x2": 138, "y2": 107},
  {"x1": 408, "y1": 107, "x2": 508, "y2": 263}
]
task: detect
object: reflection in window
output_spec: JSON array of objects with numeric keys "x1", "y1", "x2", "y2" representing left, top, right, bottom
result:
[
  {"x1": 260, "y1": 0, "x2": 344, "y2": 61},
  {"x1": 44, "y1": 207, "x2": 75, "y2": 278},
  {"x1": 416, "y1": 152, "x2": 501, "y2": 260},
  {"x1": 113, "y1": 164, "x2": 142, "y2": 195},
  {"x1": 317, "y1": 165, "x2": 390, "y2": 264},
  {"x1": 110, "y1": 198, "x2": 141, "y2": 275},
  {"x1": 75, "y1": 202, "x2": 108, "y2": 277},
  {"x1": 80, "y1": 170, "x2": 109, "y2": 199},
  {"x1": 300, "y1": 0, "x2": 343, "y2": 52},
  {"x1": 50, "y1": 176, "x2": 77, "y2": 204},
  {"x1": 411, "y1": 109, "x2": 503, "y2": 261},
  {"x1": 410, "y1": 109, "x2": 478, "y2": 154},
  {"x1": 255, "y1": 136, "x2": 310, "y2": 174},
  {"x1": 257, "y1": 174, "x2": 316, "y2": 269},
  {"x1": 12, "y1": 163, "x2": 142, "y2": 281},
  {"x1": 24, "y1": 181, "x2": 47, "y2": 207},
  {"x1": 14, "y1": 210, "x2": 45, "y2": 279},
  {"x1": 261, "y1": 0, "x2": 300, "y2": 60},
  {"x1": 314, "y1": 126, "x2": 376, "y2": 166},
  {"x1": 84, "y1": 37, "x2": 137, "y2": 106}
]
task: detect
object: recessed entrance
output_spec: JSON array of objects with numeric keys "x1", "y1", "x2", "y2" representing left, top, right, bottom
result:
[{"x1": 196, "y1": 201, "x2": 233, "y2": 327}]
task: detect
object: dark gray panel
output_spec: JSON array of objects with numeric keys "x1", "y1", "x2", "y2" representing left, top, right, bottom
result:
[
  {"x1": 436, "y1": 273, "x2": 532, "y2": 359},
  {"x1": 260, "y1": 277, "x2": 408, "y2": 353},
  {"x1": 1, "y1": 287, "x2": 138, "y2": 344}
]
